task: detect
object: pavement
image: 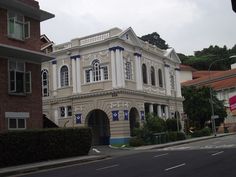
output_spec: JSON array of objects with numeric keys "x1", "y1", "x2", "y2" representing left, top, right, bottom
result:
[{"x1": 0, "y1": 133, "x2": 235, "y2": 177}]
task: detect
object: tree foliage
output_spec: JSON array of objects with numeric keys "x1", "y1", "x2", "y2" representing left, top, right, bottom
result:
[
  {"x1": 182, "y1": 86, "x2": 227, "y2": 129},
  {"x1": 178, "y1": 45, "x2": 236, "y2": 70},
  {"x1": 140, "y1": 32, "x2": 169, "y2": 50}
]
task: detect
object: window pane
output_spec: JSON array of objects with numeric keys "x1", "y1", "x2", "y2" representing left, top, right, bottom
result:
[
  {"x1": 25, "y1": 72, "x2": 31, "y2": 93},
  {"x1": 103, "y1": 66, "x2": 108, "y2": 80},
  {"x1": 9, "y1": 119, "x2": 17, "y2": 128},
  {"x1": 10, "y1": 70, "x2": 15, "y2": 91},
  {"x1": 18, "y1": 119, "x2": 25, "y2": 128},
  {"x1": 60, "y1": 107, "x2": 65, "y2": 117},
  {"x1": 67, "y1": 106, "x2": 72, "y2": 116},
  {"x1": 16, "y1": 72, "x2": 24, "y2": 93},
  {"x1": 85, "y1": 70, "x2": 90, "y2": 83}
]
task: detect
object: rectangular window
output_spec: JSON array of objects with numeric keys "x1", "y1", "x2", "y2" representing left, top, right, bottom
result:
[
  {"x1": 8, "y1": 60, "x2": 31, "y2": 94},
  {"x1": 60, "y1": 107, "x2": 65, "y2": 117},
  {"x1": 8, "y1": 118, "x2": 26, "y2": 130},
  {"x1": 67, "y1": 106, "x2": 72, "y2": 116},
  {"x1": 85, "y1": 69, "x2": 90, "y2": 83},
  {"x1": 8, "y1": 11, "x2": 30, "y2": 40},
  {"x1": 103, "y1": 66, "x2": 108, "y2": 80}
]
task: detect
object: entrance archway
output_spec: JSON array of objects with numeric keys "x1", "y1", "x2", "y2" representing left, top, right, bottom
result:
[
  {"x1": 86, "y1": 109, "x2": 110, "y2": 145},
  {"x1": 129, "y1": 107, "x2": 140, "y2": 137}
]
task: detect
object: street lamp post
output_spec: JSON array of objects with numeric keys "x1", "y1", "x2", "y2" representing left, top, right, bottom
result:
[{"x1": 208, "y1": 55, "x2": 236, "y2": 136}]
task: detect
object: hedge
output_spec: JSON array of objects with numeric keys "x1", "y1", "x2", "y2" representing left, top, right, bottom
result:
[
  {"x1": 0, "y1": 128, "x2": 92, "y2": 168},
  {"x1": 191, "y1": 127, "x2": 211, "y2": 138}
]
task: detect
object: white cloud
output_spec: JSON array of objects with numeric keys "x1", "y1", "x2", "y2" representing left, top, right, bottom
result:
[{"x1": 39, "y1": 0, "x2": 236, "y2": 55}]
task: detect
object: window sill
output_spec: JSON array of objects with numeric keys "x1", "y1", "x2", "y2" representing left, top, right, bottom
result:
[
  {"x1": 7, "y1": 35, "x2": 25, "y2": 42},
  {"x1": 8, "y1": 92, "x2": 27, "y2": 96}
]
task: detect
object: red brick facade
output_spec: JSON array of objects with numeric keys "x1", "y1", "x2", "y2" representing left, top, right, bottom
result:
[{"x1": 0, "y1": 0, "x2": 53, "y2": 132}]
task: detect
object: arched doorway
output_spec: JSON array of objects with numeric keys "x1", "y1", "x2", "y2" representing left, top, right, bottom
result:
[
  {"x1": 129, "y1": 107, "x2": 140, "y2": 137},
  {"x1": 86, "y1": 109, "x2": 110, "y2": 145}
]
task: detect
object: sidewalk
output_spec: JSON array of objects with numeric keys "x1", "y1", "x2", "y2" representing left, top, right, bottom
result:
[
  {"x1": 0, "y1": 133, "x2": 235, "y2": 177},
  {"x1": 134, "y1": 133, "x2": 236, "y2": 150}
]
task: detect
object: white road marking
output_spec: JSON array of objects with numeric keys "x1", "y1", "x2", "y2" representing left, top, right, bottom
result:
[
  {"x1": 154, "y1": 153, "x2": 169, "y2": 158},
  {"x1": 165, "y1": 163, "x2": 186, "y2": 171},
  {"x1": 212, "y1": 151, "x2": 224, "y2": 156},
  {"x1": 92, "y1": 148, "x2": 101, "y2": 153},
  {"x1": 96, "y1": 164, "x2": 119, "y2": 171}
]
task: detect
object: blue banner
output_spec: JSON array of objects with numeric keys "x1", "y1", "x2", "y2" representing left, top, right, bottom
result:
[
  {"x1": 124, "y1": 110, "x2": 129, "y2": 120},
  {"x1": 112, "y1": 111, "x2": 119, "y2": 121},
  {"x1": 75, "y1": 113, "x2": 82, "y2": 124},
  {"x1": 141, "y1": 111, "x2": 145, "y2": 121}
]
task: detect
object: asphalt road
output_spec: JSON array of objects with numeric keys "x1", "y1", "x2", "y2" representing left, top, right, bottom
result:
[{"x1": 18, "y1": 134, "x2": 236, "y2": 177}]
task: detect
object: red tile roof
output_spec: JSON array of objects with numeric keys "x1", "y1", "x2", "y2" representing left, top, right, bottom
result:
[
  {"x1": 182, "y1": 68, "x2": 236, "y2": 90},
  {"x1": 180, "y1": 64, "x2": 197, "y2": 72}
]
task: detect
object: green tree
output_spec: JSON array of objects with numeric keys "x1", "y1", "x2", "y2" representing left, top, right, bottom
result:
[
  {"x1": 179, "y1": 45, "x2": 236, "y2": 70},
  {"x1": 140, "y1": 32, "x2": 169, "y2": 49},
  {"x1": 182, "y1": 86, "x2": 226, "y2": 129}
]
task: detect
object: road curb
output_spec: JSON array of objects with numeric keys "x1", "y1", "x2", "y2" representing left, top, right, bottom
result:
[
  {"x1": 135, "y1": 133, "x2": 236, "y2": 150},
  {"x1": 0, "y1": 155, "x2": 109, "y2": 177}
]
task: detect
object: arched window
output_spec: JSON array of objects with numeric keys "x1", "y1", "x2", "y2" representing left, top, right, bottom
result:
[
  {"x1": 41, "y1": 69, "x2": 49, "y2": 97},
  {"x1": 158, "y1": 69, "x2": 163, "y2": 87},
  {"x1": 60, "y1": 65, "x2": 69, "y2": 87},
  {"x1": 142, "y1": 64, "x2": 147, "y2": 84},
  {"x1": 151, "y1": 66, "x2": 155, "y2": 86},
  {"x1": 92, "y1": 59, "x2": 101, "y2": 81}
]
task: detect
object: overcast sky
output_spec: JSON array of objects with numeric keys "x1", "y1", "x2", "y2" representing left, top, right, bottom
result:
[{"x1": 39, "y1": 0, "x2": 236, "y2": 55}]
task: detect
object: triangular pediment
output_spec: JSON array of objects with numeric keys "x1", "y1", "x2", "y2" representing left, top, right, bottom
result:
[
  {"x1": 119, "y1": 27, "x2": 142, "y2": 47},
  {"x1": 164, "y1": 48, "x2": 181, "y2": 64}
]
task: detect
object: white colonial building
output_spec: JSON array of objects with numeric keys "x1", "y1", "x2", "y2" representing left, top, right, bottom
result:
[{"x1": 42, "y1": 27, "x2": 184, "y2": 145}]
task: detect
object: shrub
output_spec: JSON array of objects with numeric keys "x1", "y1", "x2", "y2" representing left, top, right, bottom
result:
[
  {"x1": 166, "y1": 118, "x2": 182, "y2": 131},
  {"x1": 191, "y1": 127, "x2": 211, "y2": 137},
  {"x1": 129, "y1": 137, "x2": 145, "y2": 147},
  {"x1": 0, "y1": 128, "x2": 92, "y2": 167},
  {"x1": 167, "y1": 131, "x2": 186, "y2": 142}
]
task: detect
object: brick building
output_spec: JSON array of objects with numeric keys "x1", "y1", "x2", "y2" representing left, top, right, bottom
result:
[{"x1": 0, "y1": 0, "x2": 54, "y2": 132}]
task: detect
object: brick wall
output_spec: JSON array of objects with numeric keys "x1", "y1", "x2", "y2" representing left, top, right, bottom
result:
[
  {"x1": 0, "y1": 8, "x2": 41, "y2": 52},
  {"x1": 0, "y1": 58, "x2": 43, "y2": 132}
]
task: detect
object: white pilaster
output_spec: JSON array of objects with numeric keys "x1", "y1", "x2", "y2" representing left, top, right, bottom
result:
[
  {"x1": 164, "y1": 65, "x2": 171, "y2": 96},
  {"x1": 135, "y1": 54, "x2": 143, "y2": 90},
  {"x1": 52, "y1": 61, "x2": 57, "y2": 96},
  {"x1": 175, "y1": 69, "x2": 182, "y2": 97},
  {"x1": 71, "y1": 59, "x2": 77, "y2": 94},
  {"x1": 116, "y1": 49, "x2": 121, "y2": 87},
  {"x1": 111, "y1": 50, "x2": 117, "y2": 88},
  {"x1": 120, "y1": 49, "x2": 125, "y2": 88},
  {"x1": 158, "y1": 105, "x2": 162, "y2": 118},
  {"x1": 76, "y1": 57, "x2": 81, "y2": 93},
  {"x1": 54, "y1": 109, "x2": 58, "y2": 125}
]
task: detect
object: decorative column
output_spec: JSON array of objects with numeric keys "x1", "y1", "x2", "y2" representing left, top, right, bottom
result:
[
  {"x1": 175, "y1": 68, "x2": 182, "y2": 97},
  {"x1": 116, "y1": 48, "x2": 121, "y2": 88},
  {"x1": 109, "y1": 48, "x2": 117, "y2": 88},
  {"x1": 165, "y1": 105, "x2": 169, "y2": 119},
  {"x1": 164, "y1": 64, "x2": 171, "y2": 96},
  {"x1": 52, "y1": 60, "x2": 57, "y2": 96},
  {"x1": 149, "y1": 104, "x2": 154, "y2": 113},
  {"x1": 71, "y1": 58, "x2": 77, "y2": 94},
  {"x1": 134, "y1": 53, "x2": 143, "y2": 90},
  {"x1": 158, "y1": 104, "x2": 162, "y2": 118}
]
